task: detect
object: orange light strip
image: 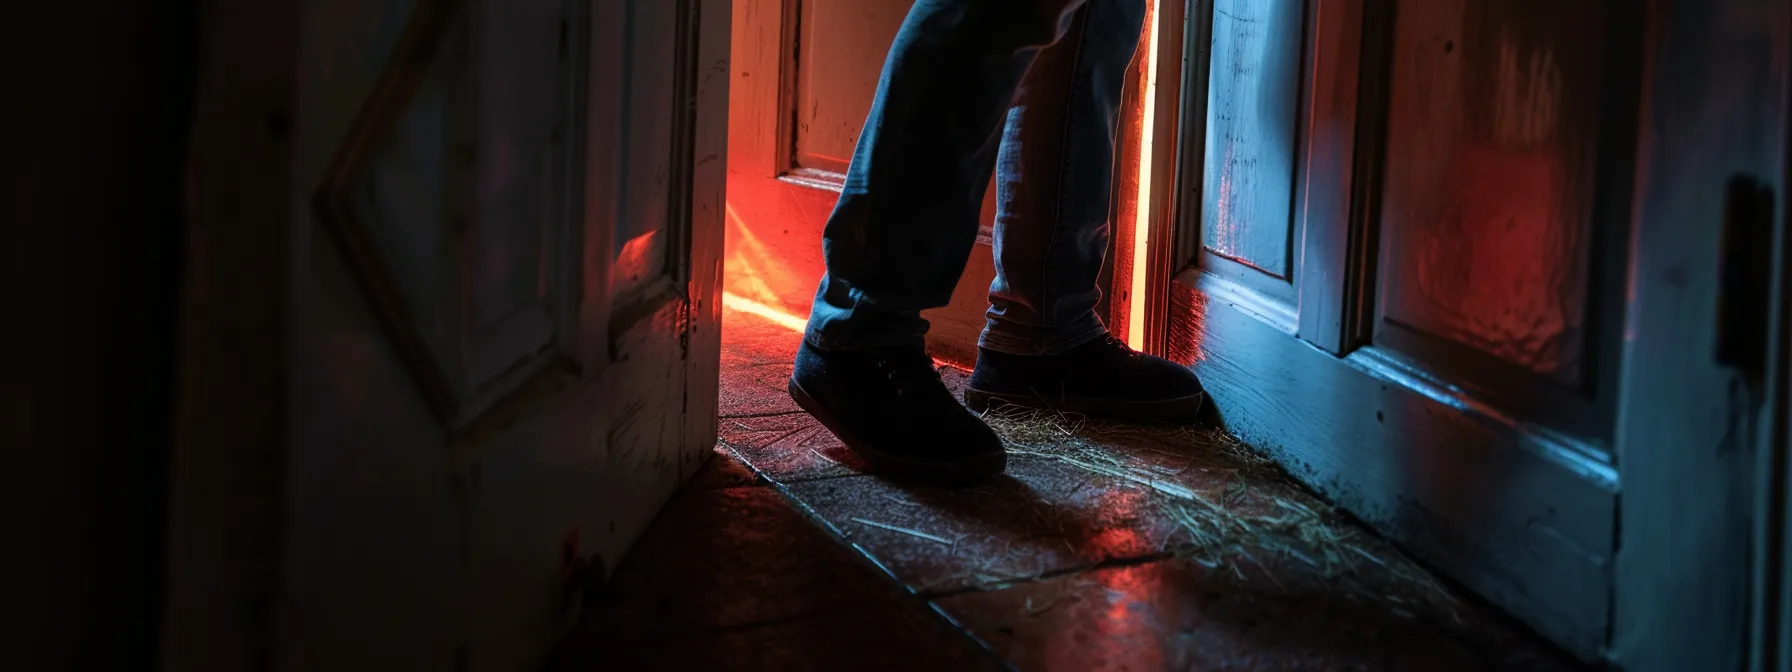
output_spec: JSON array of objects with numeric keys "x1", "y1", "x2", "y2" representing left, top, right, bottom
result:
[
  {"x1": 720, "y1": 290, "x2": 959, "y2": 370},
  {"x1": 721, "y1": 291, "x2": 809, "y2": 333},
  {"x1": 1125, "y1": 0, "x2": 1162, "y2": 350}
]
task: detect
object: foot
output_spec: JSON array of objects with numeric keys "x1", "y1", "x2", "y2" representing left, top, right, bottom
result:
[
  {"x1": 788, "y1": 341, "x2": 1006, "y2": 485},
  {"x1": 964, "y1": 333, "x2": 1205, "y2": 424}
]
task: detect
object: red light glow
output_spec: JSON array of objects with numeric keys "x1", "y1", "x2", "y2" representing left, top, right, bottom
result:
[
  {"x1": 1125, "y1": 0, "x2": 1162, "y2": 350},
  {"x1": 721, "y1": 290, "x2": 809, "y2": 333}
]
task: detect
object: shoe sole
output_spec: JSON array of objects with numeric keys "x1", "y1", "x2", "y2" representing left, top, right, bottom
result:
[
  {"x1": 787, "y1": 378, "x2": 1007, "y2": 487},
  {"x1": 963, "y1": 387, "x2": 1206, "y2": 425}
]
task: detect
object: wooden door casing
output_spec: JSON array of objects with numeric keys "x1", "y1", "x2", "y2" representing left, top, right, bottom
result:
[
  {"x1": 1758, "y1": 96, "x2": 1792, "y2": 670},
  {"x1": 1614, "y1": 1, "x2": 1788, "y2": 669},
  {"x1": 164, "y1": 0, "x2": 728, "y2": 669},
  {"x1": 1753, "y1": 104, "x2": 1792, "y2": 672},
  {"x1": 1157, "y1": 0, "x2": 1670, "y2": 660}
]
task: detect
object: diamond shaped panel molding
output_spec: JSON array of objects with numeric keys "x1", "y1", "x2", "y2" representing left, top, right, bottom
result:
[{"x1": 313, "y1": 0, "x2": 480, "y2": 426}]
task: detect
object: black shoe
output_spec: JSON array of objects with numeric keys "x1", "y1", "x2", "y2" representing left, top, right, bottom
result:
[
  {"x1": 964, "y1": 333, "x2": 1205, "y2": 424},
  {"x1": 788, "y1": 341, "x2": 1006, "y2": 485}
]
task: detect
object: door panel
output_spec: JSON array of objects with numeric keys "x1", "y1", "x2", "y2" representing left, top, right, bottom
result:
[
  {"x1": 470, "y1": 0, "x2": 561, "y2": 335},
  {"x1": 1376, "y1": 0, "x2": 1608, "y2": 387},
  {"x1": 467, "y1": 0, "x2": 575, "y2": 394},
  {"x1": 357, "y1": 41, "x2": 456, "y2": 373},
  {"x1": 166, "y1": 0, "x2": 728, "y2": 668},
  {"x1": 612, "y1": 0, "x2": 681, "y2": 297},
  {"x1": 1371, "y1": 0, "x2": 1632, "y2": 443},
  {"x1": 1164, "y1": 0, "x2": 1644, "y2": 659},
  {"x1": 315, "y1": 0, "x2": 587, "y2": 424},
  {"x1": 1201, "y1": 0, "x2": 1304, "y2": 282},
  {"x1": 793, "y1": 0, "x2": 909, "y2": 176}
]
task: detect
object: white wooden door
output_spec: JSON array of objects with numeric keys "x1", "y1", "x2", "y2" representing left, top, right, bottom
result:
[
  {"x1": 1158, "y1": 0, "x2": 1788, "y2": 663},
  {"x1": 164, "y1": 0, "x2": 729, "y2": 669}
]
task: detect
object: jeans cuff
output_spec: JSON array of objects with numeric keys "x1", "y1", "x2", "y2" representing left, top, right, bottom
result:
[
  {"x1": 803, "y1": 327, "x2": 927, "y2": 353},
  {"x1": 978, "y1": 317, "x2": 1107, "y2": 356}
]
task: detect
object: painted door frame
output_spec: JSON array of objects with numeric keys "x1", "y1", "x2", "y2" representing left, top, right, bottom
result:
[
  {"x1": 1609, "y1": 0, "x2": 1786, "y2": 668},
  {"x1": 1138, "y1": 0, "x2": 1791, "y2": 666},
  {"x1": 1751, "y1": 62, "x2": 1792, "y2": 672},
  {"x1": 1754, "y1": 177, "x2": 1792, "y2": 672},
  {"x1": 1111, "y1": 0, "x2": 1194, "y2": 349}
]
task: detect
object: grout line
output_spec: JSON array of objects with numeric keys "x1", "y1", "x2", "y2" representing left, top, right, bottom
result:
[
  {"x1": 717, "y1": 438, "x2": 1181, "y2": 598},
  {"x1": 918, "y1": 550, "x2": 1179, "y2": 600},
  {"x1": 712, "y1": 438, "x2": 877, "y2": 486}
]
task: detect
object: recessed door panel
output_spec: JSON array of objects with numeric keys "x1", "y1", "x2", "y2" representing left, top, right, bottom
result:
[
  {"x1": 612, "y1": 0, "x2": 683, "y2": 298},
  {"x1": 1376, "y1": 0, "x2": 1610, "y2": 386},
  {"x1": 793, "y1": 0, "x2": 910, "y2": 176},
  {"x1": 467, "y1": 0, "x2": 570, "y2": 391},
  {"x1": 1201, "y1": 0, "x2": 1305, "y2": 280}
]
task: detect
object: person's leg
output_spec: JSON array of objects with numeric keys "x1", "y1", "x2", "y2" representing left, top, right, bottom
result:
[
  {"x1": 967, "y1": 0, "x2": 1206, "y2": 423},
  {"x1": 803, "y1": 0, "x2": 1091, "y2": 351},
  {"x1": 792, "y1": 0, "x2": 1093, "y2": 485},
  {"x1": 980, "y1": 0, "x2": 1144, "y2": 356}
]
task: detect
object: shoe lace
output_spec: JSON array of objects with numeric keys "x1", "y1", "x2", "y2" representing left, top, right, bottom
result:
[
  {"x1": 1101, "y1": 333, "x2": 1142, "y2": 359},
  {"x1": 872, "y1": 351, "x2": 942, "y2": 396}
]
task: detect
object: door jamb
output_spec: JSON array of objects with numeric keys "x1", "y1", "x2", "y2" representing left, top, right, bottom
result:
[
  {"x1": 1137, "y1": 0, "x2": 1199, "y2": 355},
  {"x1": 1750, "y1": 57, "x2": 1792, "y2": 672},
  {"x1": 1610, "y1": 0, "x2": 1787, "y2": 668}
]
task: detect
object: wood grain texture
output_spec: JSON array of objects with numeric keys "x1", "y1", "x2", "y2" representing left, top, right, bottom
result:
[
  {"x1": 457, "y1": 1, "x2": 730, "y2": 668},
  {"x1": 1142, "y1": 0, "x2": 1188, "y2": 355},
  {"x1": 1201, "y1": 0, "x2": 1305, "y2": 279},
  {"x1": 1110, "y1": 11, "x2": 1148, "y2": 344},
  {"x1": 1374, "y1": 0, "x2": 1610, "y2": 386},
  {"x1": 1292, "y1": 0, "x2": 1373, "y2": 353},
  {"x1": 1364, "y1": 0, "x2": 1643, "y2": 452},
  {"x1": 1166, "y1": 0, "x2": 1684, "y2": 661},
  {"x1": 1613, "y1": 0, "x2": 1790, "y2": 669},
  {"x1": 792, "y1": 0, "x2": 909, "y2": 174},
  {"x1": 682, "y1": 0, "x2": 733, "y2": 533},
  {"x1": 1180, "y1": 0, "x2": 1307, "y2": 325}
]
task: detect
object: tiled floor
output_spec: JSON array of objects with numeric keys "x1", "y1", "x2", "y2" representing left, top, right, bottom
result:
[{"x1": 550, "y1": 308, "x2": 1586, "y2": 671}]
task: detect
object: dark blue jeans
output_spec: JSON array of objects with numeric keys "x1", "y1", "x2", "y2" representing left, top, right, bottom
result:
[{"x1": 802, "y1": 0, "x2": 1147, "y2": 356}]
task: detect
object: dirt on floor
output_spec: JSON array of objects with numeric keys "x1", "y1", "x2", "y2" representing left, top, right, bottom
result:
[{"x1": 548, "y1": 309, "x2": 1585, "y2": 672}]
